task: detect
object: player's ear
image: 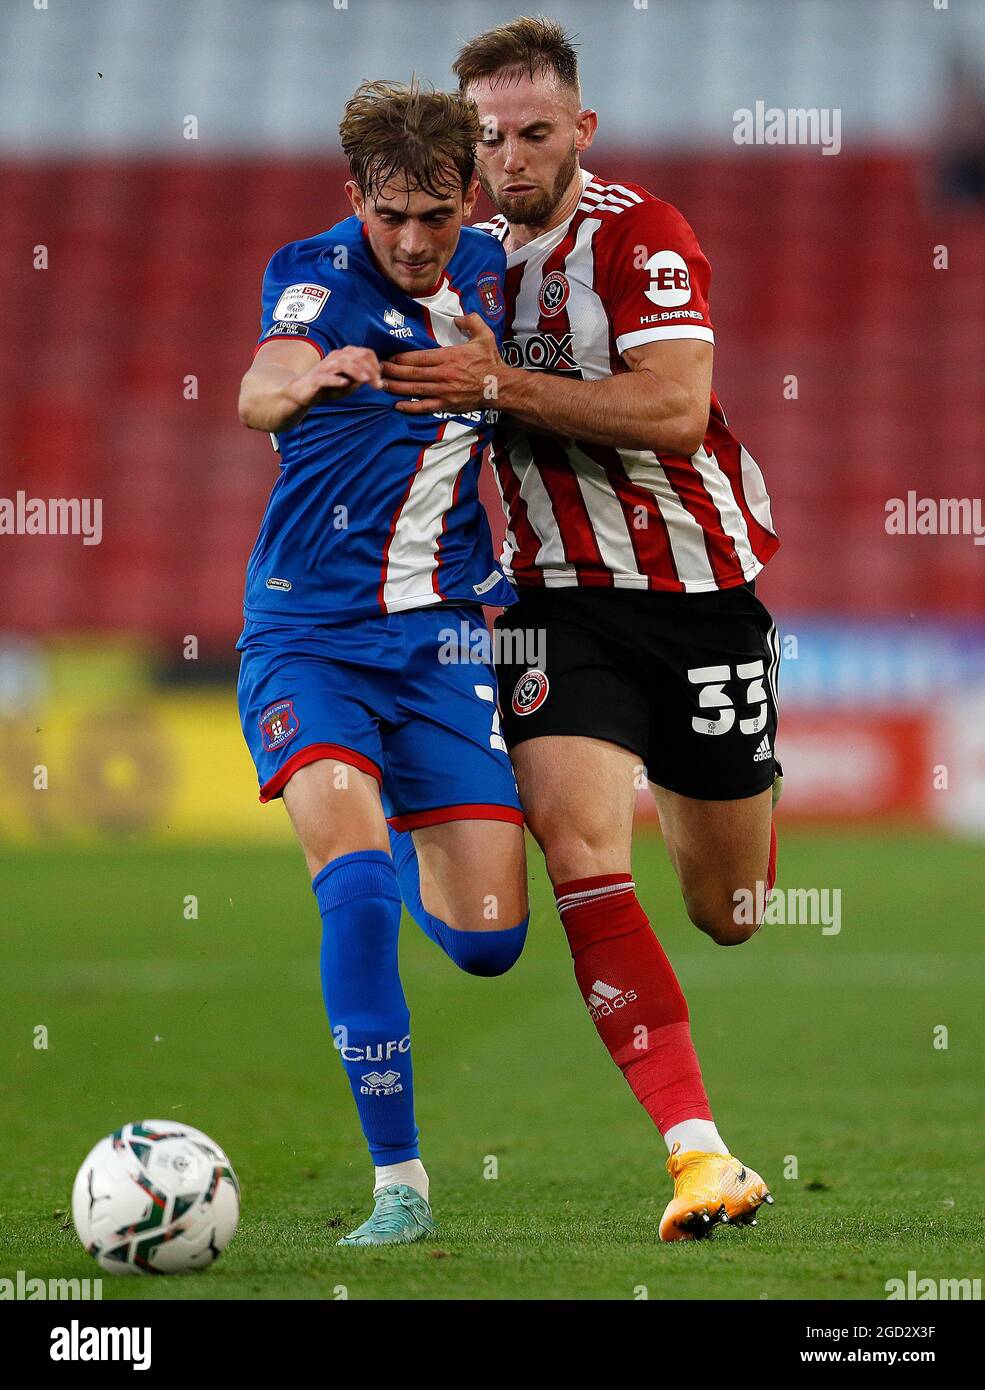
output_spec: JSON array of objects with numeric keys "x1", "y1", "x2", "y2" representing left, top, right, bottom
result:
[
  {"x1": 345, "y1": 179, "x2": 366, "y2": 221},
  {"x1": 575, "y1": 108, "x2": 598, "y2": 153},
  {"x1": 462, "y1": 174, "x2": 481, "y2": 220}
]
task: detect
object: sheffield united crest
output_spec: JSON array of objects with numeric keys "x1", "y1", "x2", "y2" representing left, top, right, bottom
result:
[{"x1": 538, "y1": 271, "x2": 570, "y2": 317}]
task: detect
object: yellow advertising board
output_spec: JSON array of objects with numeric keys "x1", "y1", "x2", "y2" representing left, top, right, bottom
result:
[{"x1": 0, "y1": 690, "x2": 293, "y2": 845}]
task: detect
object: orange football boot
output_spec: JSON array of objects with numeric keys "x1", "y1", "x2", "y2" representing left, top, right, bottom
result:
[{"x1": 659, "y1": 1143, "x2": 773, "y2": 1241}]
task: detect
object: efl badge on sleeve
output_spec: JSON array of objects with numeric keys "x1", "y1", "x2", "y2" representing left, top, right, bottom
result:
[
  {"x1": 260, "y1": 699, "x2": 300, "y2": 752},
  {"x1": 272, "y1": 284, "x2": 330, "y2": 323},
  {"x1": 476, "y1": 271, "x2": 505, "y2": 320}
]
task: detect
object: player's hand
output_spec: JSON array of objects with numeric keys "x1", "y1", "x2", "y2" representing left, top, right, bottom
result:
[
  {"x1": 284, "y1": 346, "x2": 383, "y2": 408},
  {"x1": 381, "y1": 313, "x2": 505, "y2": 414}
]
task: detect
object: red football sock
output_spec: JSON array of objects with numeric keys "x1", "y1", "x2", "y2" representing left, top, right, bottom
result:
[
  {"x1": 555, "y1": 874, "x2": 712, "y2": 1133},
  {"x1": 766, "y1": 819, "x2": 778, "y2": 896}
]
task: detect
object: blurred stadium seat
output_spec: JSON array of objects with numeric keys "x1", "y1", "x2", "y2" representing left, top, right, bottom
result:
[{"x1": 1, "y1": 150, "x2": 982, "y2": 640}]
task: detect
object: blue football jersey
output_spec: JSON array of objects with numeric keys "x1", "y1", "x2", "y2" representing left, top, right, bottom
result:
[{"x1": 242, "y1": 215, "x2": 515, "y2": 624}]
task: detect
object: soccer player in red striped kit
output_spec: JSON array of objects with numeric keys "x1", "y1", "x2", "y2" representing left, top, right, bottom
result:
[{"x1": 383, "y1": 17, "x2": 779, "y2": 1239}]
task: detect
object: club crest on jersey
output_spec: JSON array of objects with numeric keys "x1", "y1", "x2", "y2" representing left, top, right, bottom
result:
[
  {"x1": 259, "y1": 699, "x2": 299, "y2": 752},
  {"x1": 512, "y1": 670, "x2": 549, "y2": 717},
  {"x1": 476, "y1": 270, "x2": 505, "y2": 320},
  {"x1": 539, "y1": 271, "x2": 570, "y2": 317},
  {"x1": 273, "y1": 283, "x2": 330, "y2": 323}
]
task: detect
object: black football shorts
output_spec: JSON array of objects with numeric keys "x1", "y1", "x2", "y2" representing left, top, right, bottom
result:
[{"x1": 494, "y1": 582, "x2": 781, "y2": 801}]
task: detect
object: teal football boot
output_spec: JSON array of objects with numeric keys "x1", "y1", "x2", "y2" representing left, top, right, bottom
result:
[{"x1": 337, "y1": 1184, "x2": 436, "y2": 1247}]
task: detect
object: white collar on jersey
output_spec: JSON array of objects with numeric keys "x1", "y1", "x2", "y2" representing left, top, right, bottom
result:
[{"x1": 499, "y1": 168, "x2": 597, "y2": 266}]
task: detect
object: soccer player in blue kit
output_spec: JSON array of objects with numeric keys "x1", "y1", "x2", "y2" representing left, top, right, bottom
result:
[{"x1": 236, "y1": 81, "x2": 528, "y2": 1246}]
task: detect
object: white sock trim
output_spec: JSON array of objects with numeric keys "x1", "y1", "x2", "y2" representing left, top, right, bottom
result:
[
  {"x1": 555, "y1": 881, "x2": 635, "y2": 917},
  {"x1": 663, "y1": 1119, "x2": 729, "y2": 1157},
  {"x1": 374, "y1": 1158, "x2": 429, "y2": 1202}
]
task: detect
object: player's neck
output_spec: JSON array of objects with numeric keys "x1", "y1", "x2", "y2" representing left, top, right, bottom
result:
[{"x1": 504, "y1": 166, "x2": 586, "y2": 253}]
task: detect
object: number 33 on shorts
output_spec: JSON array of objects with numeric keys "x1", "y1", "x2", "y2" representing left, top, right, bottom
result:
[{"x1": 687, "y1": 661, "x2": 770, "y2": 737}]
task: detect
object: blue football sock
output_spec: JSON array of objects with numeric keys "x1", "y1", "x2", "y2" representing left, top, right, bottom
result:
[
  {"x1": 313, "y1": 850, "x2": 419, "y2": 1164},
  {"x1": 388, "y1": 826, "x2": 529, "y2": 977}
]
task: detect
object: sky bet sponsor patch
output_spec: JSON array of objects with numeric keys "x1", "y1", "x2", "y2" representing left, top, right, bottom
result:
[{"x1": 272, "y1": 283, "x2": 330, "y2": 323}]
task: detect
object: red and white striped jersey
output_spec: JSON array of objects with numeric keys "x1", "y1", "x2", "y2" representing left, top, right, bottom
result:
[{"x1": 478, "y1": 169, "x2": 779, "y2": 594}]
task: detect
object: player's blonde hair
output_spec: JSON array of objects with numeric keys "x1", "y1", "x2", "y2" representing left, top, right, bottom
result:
[
  {"x1": 452, "y1": 15, "x2": 580, "y2": 100},
  {"x1": 339, "y1": 79, "x2": 480, "y2": 200}
]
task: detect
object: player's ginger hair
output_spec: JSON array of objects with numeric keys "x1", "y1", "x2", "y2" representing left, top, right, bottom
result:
[
  {"x1": 339, "y1": 79, "x2": 481, "y2": 199},
  {"x1": 452, "y1": 14, "x2": 580, "y2": 99}
]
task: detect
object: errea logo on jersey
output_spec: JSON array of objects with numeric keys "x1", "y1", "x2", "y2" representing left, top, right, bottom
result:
[
  {"x1": 383, "y1": 307, "x2": 413, "y2": 339},
  {"x1": 642, "y1": 251, "x2": 691, "y2": 307},
  {"x1": 273, "y1": 283, "x2": 330, "y2": 323}
]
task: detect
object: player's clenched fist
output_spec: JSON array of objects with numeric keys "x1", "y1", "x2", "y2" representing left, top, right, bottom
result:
[
  {"x1": 286, "y1": 347, "x2": 384, "y2": 408},
  {"x1": 239, "y1": 340, "x2": 383, "y2": 432}
]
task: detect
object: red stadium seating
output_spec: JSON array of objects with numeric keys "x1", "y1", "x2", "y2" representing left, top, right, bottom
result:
[{"x1": 0, "y1": 152, "x2": 982, "y2": 645}]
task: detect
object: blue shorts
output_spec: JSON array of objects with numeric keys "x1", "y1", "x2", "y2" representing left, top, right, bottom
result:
[{"x1": 236, "y1": 605, "x2": 523, "y2": 831}]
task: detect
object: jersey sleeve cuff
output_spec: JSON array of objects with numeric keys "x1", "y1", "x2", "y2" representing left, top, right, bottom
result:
[
  {"x1": 253, "y1": 332, "x2": 326, "y2": 360},
  {"x1": 615, "y1": 325, "x2": 715, "y2": 352}
]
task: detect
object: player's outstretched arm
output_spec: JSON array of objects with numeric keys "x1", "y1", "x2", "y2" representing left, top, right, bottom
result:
[
  {"x1": 382, "y1": 320, "x2": 711, "y2": 456},
  {"x1": 496, "y1": 338, "x2": 713, "y2": 455},
  {"x1": 238, "y1": 339, "x2": 383, "y2": 433}
]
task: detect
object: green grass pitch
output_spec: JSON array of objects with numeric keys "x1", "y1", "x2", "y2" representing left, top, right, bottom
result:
[{"x1": 1, "y1": 830, "x2": 981, "y2": 1300}]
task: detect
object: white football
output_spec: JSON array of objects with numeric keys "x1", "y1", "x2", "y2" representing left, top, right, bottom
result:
[{"x1": 71, "y1": 1119, "x2": 240, "y2": 1274}]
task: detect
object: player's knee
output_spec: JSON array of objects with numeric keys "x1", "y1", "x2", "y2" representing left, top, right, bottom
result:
[
  {"x1": 685, "y1": 889, "x2": 760, "y2": 947},
  {"x1": 537, "y1": 824, "x2": 624, "y2": 887},
  {"x1": 434, "y1": 917, "x2": 529, "y2": 977}
]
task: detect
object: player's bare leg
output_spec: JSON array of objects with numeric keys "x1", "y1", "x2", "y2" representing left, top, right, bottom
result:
[
  {"x1": 510, "y1": 736, "x2": 637, "y2": 883},
  {"x1": 649, "y1": 783, "x2": 775, "y2": 947},
  {"x1": 283, "y1": 758, "x2": 435, "y2": 1245},
  {"x1": 388, "y1": 817, "x2": 530, "y2": 976},
  {"x1": 413, "y1": 818, "x2": 528, "y2": 931},
  {"x1": 510, "y1": 734, "x2": 772, "y2": 1239},
  {"x1": 282, "y1": 757, "x2": 390, "y2": 874}
]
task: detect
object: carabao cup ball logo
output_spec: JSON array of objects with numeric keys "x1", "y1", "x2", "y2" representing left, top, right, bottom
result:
[
  {"x1": 512, "y1": 670, "x2": 550, "y2": 716},
  {"x1": 539, "y1": 271, "x2": 570, "y2": 317}
]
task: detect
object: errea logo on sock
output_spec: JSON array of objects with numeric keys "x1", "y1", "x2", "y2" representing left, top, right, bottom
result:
[
  {"x1": 360, "y1": 1070, "x2": 403, "y2": 1097},
  {"x1": 586, "y1": 979, "x2": 637, "y2": 1021}
]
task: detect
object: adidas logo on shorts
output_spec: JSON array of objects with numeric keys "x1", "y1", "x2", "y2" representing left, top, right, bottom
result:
[{"x1": 753, "y1": 735, "x2": 772, "y2": 762}]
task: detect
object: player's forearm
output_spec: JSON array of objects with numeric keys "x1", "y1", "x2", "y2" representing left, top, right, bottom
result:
[
  {"x1": 238, "y1": 364, "x2": 309, "y2": 433},
  {"x1": 497, "y1": 364, "x2": 707, "y2": 455}
]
